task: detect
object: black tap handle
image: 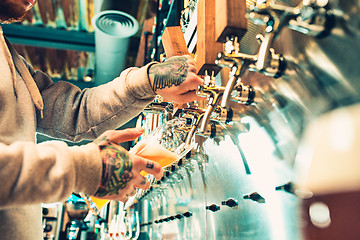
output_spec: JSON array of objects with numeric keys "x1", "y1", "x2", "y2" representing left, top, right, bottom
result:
[
  {"x1": 243, "y1": 192, "x2": 265, "y2": 203},
  {"x1": 206, "y1": 204, "x2": 221, "y2": 212},
  {"x1": 183, "y1": 211, "x2": 193, "y2": 218},
  {"x1": 221, "y1": 198, "x2": 239, "y2": 208},
  {"x1": 275, "y1": 182, "x2": 295, "y2": 194}
]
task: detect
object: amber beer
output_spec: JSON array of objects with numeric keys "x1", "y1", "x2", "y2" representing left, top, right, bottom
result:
[
  {"x1": 89, "y1": 197, "x2": 109, "y2": 210},
  {"x1": 130, "y1": 139, "x2": 180, "y2": 176},
  {"x1": 79, "y1": 193, "x2": 109, "y2": 215}
]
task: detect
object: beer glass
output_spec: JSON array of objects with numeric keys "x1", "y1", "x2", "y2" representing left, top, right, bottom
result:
[{"x1": 130, "y1": 118, "x2": 193, "y2": 176}]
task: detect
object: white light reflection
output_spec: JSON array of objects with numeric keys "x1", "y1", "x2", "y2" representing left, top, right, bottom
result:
[
  {"x1": 293, "y1": 133, "x2": 315, "y2": 193},
  {"x1": 328, "y1": 108, "x2": 355, "y2": 152},
  {"x1": 309, "y1": 202, "x2": 331, "y2": 228},
  {"x1": 236, "y1": 116, "x2": 294, "y2": 240}
]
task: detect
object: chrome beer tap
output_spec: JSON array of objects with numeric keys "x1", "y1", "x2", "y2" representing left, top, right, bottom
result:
[
  {"x1": 182, "y1": 105, "x2": 207, "y2": 148},
  {"x1": 214, "y1": 1, "x2": 292, "y2": 110},
  {"x1": 216, "y1": 0, "x2": 335, "y2": 112},
  {"x1": 196, "y1": 72, "x2": 226, "y2": 135},
  {"x1": 288, "y1": 0, "x2": 335, "y2": 38},
  {"x1": 249, "y1": 0, "x2": 335, "y2": 38},
  {"x1": 219, "y1": 2, "x2": 287, "y2": 78},
  {"x1": 181, "y1": 72, "x2": 222, "y2": 148},
  {"x1": 216, "y1": 52, "x2": 257, "y2": 109}
]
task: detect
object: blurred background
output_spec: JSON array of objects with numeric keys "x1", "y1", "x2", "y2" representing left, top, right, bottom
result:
[{"x1": 1, "y1": 0, "x2": 163, "y2": 85}]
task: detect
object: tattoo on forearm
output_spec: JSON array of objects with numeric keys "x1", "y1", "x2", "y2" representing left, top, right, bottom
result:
[
  {"x1": 146, "y1": 161, "x2": 154, "y2": 169},
  {"x1": 95, "y1": 144, "x2": 133, "y2": 197},
  {"x1": 150, "y1": 56, "x2": 188, "y2": 92}
]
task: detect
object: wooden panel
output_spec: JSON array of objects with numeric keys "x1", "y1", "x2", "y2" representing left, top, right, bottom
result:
[
  {"x1": 196, "y1": 0, "x2": 222, "y2": 76},
  {"x1": 135, "y1": 16, "x2": 155, "y2": 66},
  {"x1": 161, "y1": 26, "x2": 189, "y2": 58},
  {"x1": 215, "y1": 0, "x2": 248, "y2": 43}
]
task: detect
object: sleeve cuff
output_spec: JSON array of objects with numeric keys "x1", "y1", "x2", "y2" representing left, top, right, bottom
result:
[
  {"x1": 70, "y1": 143, "x2": 102, "y2": 195},
  {"x1": 124, "y1": 62, "x2": 158, "y2": 99}
]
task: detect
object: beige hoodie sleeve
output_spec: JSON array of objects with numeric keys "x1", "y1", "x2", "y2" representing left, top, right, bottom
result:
[
  {"x1": 30, "y1": 61, "x2": 157, "y2": 142},
  {"x1": 0, "y1": 141, "x2": 101, "y2": 209}
]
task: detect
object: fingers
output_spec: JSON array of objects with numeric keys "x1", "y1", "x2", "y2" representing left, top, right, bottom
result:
[
  {"x1": 95, "y1": 128, "x2": 144, "y2": 146},
  {"x1": 185, "y1": 58, "x2": 198, "y2": 72},
  {"x1": 122, "y1": 186, "x2": 138, "y2": 203},
  {"x1": 128, "y1": 186, "x2": 137, "y2": 197},
  {"x1": 130, "y1": 153, "x2": 163, "y2": 180},
  {"x1": 181, "y1": 72, "x2": 204, "y2": 91},
  {"x1": 134, "y1": 175, "x2": 151, "y2": 190},
  {"x1": 103, "y1": 185, "x2": 138, "y2": 203},
  {"x1": 106, "y1": 128, "x2": 144, "y2": 144}
]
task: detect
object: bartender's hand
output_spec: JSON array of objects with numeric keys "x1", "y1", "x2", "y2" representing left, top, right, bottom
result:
[
  {"x1": 92, "y1": 128, "x2": 163, "y2": 202},
  {"x1": 148, "y1": 55, "x2": 204, "y2": 104}
]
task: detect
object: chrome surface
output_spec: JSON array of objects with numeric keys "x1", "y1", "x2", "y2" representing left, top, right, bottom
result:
[{"x1": 133, "y1": 0, "x2": 360, "y2": 239}]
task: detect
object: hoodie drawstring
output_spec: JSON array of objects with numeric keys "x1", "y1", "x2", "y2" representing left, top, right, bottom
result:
[
  {"x1": 0, "y1": 27, "x2": 17, "y2": 96},
  {"x1": 1, "y1": 31, "x2": 44, "y2": 118}
]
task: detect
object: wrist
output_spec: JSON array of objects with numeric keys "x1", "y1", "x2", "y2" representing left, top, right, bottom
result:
[
  {"x1": 147, "y1": 62, "x2": 159, "y2": 93},
  {"x1": 95, "y1": 143, "x2": 132, "y2": 197}
]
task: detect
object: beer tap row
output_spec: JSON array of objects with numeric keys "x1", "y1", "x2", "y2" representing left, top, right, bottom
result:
[{"x1": 134, "y1": 0, "x2": 337, "y2": 206}]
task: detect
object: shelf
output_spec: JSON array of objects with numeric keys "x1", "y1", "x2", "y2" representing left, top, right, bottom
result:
[{"x1": 1, "y1": 23, "x2": 95, "y2": 52}]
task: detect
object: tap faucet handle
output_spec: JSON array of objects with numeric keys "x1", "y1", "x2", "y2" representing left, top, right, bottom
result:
[
  {"x1": 249, "y1": 0, "x2": 300, "y2": 19},
  {"x1": 232, "y1": 83, "x2": 256, "y2": 105},
  {"x1": 197, "y1": 83, "x2": 226, "y2": 134},
  {"x1": 250, "y1": 0, "x2": 333, "y2": 38},
  {"x1": 203, "y1": 70, "x2": 216, "y2": 87},
  {"x1": 224, "y1": 36, "x2": 241, "y2": 55},
  {"x1": 288, "y1": 0, "x2": 335, "y2": 38}
]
